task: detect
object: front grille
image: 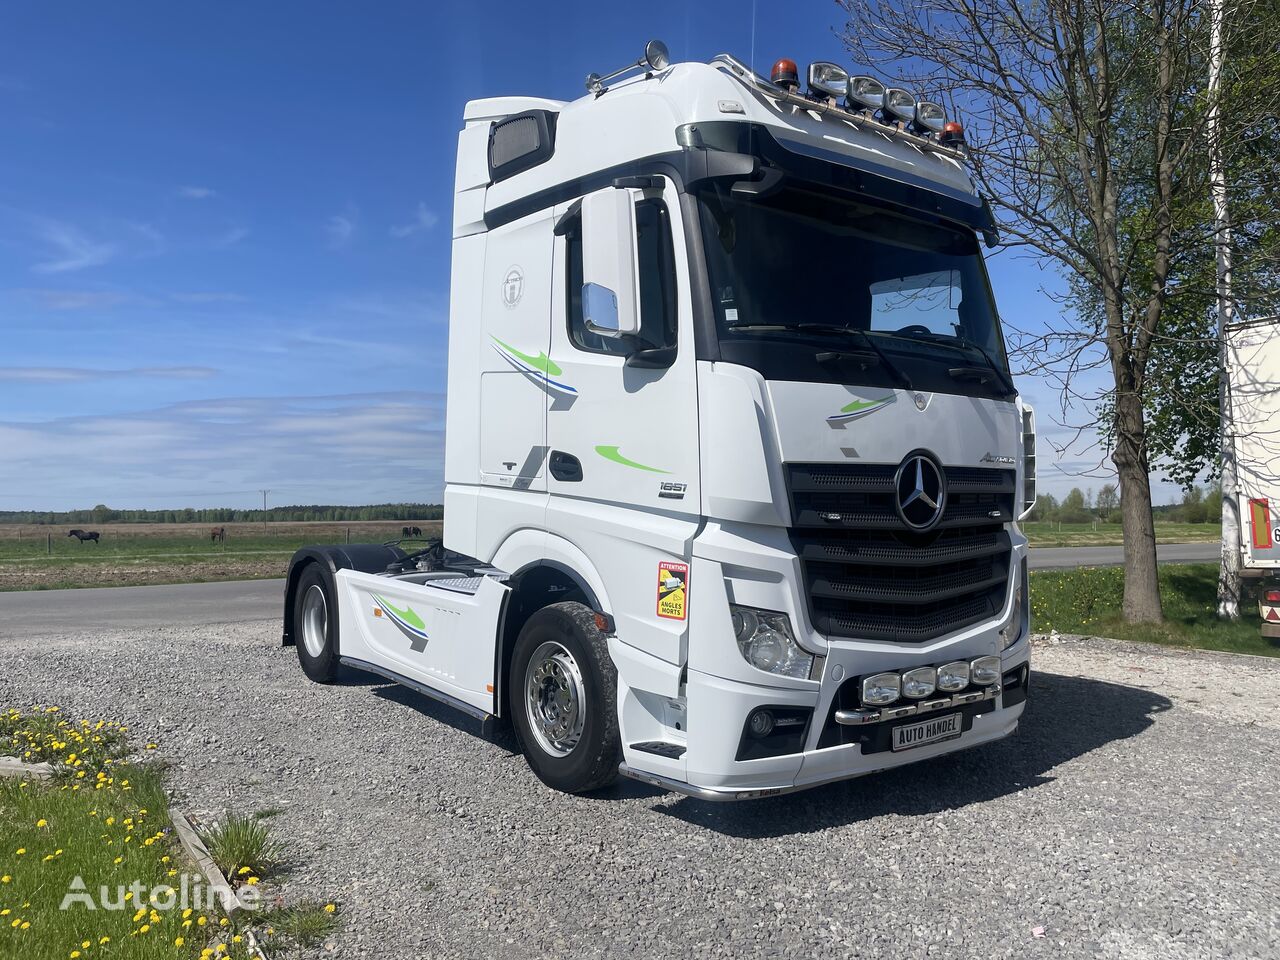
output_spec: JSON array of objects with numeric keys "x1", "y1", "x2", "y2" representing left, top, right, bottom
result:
[{"x1": 787, "y1": 463, "x2": 1015, "y2": 643}]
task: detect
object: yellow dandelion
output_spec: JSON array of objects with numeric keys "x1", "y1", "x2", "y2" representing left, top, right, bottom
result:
[
  {"x1": 35, "y1": 818, "x2": 48, "y2": 828},
  {"x1": 175, "y1": 936, "x2": 185, "y2": 947}
]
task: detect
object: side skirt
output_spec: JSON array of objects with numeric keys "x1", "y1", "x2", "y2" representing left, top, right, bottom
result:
[{"x1": 339, "y1": 656, "x2": 500, "y2": 737}]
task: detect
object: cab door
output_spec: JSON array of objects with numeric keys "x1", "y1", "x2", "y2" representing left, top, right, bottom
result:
[{"x1": 544, "y1": 180, "x2": 701, "y2": 667}]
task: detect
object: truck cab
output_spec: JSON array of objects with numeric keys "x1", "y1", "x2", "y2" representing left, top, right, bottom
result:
[{"x1": 283, "y1": 45, "x2": 1037, "y2": 800}]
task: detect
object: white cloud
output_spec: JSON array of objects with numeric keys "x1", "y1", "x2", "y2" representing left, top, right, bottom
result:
[
  {"x1": 325, "y1": 212, "x2": 356, "y2": 248},
  {"x1": 0, "y1": 392, "x2": 445, "y2": 508},
  {"x1": 177, "y1": 185, "x2": 216, "y2": 200},
  {"x1": 20, "y1": 289, "x2": 138, "y2": 310},
  {"x1": 170, "y1": 291, "x2": 247, "y2": 304},
  {"x1": 214, "y1": 226, "x2": 250, "y2": 247},
  {"x1": 0, "y1": 366, "x2": 216, "y2": 383},
  {"x1": 390, "y1": 202, "x2": 439, "y2": 239},
  {"x1": 30, "y1": 220, "x2": 116, "y2": 274}
]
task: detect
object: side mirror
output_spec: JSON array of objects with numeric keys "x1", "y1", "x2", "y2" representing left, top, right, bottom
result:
[{"x1": 581, "y1": 187, "x2": 640, "y2": 338}]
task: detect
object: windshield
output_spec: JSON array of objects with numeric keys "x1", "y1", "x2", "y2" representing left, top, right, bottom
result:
[{"x1": 697, "y1": 181, "x2": 1013, "y2": 397}]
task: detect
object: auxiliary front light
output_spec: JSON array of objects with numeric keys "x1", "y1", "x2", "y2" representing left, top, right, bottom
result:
[
  {"x1": 861, "y1": 672, "x2": 901, "y2": 706},
  {"x1": 901, "y1": 666, "x2": 937, "y2": 699},
  {"x1": 807, "y1": 61, "x2": 849, "y2": 99},
  {"x1": 936, "y1": 661, "x2": 970, "y2": 692},
  {"x1": 971, "y1": 656, "x2": 1002, "y2": 686},
  {"x1": 846, "y1": 75, "x2": 885, "y2": 111},
  {"x1": 730, "y1": 605, "x2": 813, "y2": 680}
]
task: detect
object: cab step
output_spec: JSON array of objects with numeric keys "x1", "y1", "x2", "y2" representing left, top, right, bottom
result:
[{"x1": 630, "y1": 741, "x2": 686, "y2": 760}]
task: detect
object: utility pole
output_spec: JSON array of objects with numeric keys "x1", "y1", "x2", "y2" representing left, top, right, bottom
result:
[
  {"x1": 1209, "y1": 0, "x2": 1241, "y2": 619},
  {"x1": 259, "y1": 489, "x2": 271, "y2": 529}
]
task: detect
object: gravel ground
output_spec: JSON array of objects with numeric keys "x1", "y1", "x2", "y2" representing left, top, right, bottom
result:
[{"x1": 2, "y1": 619, "x2": 1278, "y2": 959}]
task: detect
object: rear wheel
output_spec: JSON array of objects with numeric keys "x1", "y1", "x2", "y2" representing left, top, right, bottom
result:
[
  {"x1": 510, "y1": 602, "x2": 620, "y2": 794},
  {"x1": 294, "y1": 564, "x2": 339, "y2": 683}
]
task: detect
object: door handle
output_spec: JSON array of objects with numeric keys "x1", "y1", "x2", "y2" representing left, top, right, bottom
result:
[{"x1": 549, "y1": 450, "x2": 583, "y2": 482}]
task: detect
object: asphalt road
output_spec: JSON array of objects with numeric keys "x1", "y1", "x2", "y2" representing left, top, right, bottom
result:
[{"x1": 0, "y1": 542, "x2": 1222, "y2": 635}]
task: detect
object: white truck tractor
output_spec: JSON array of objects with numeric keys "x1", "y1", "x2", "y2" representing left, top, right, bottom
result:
[{"x1": 282, "y1": 42, "x2": 1038, "y2": 800}]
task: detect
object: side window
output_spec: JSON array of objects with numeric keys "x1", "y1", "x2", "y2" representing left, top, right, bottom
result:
[{"x1": 567, "y1": 198, "x2": 677, "y2": 356}]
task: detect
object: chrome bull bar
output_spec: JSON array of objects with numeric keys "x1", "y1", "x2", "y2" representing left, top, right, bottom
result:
[{"x1": 835, "y1": 684, "x2": 1001, "y2": 726}]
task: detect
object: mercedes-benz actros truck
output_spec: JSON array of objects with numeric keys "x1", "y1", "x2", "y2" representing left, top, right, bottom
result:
[{"x1": 282, "y1": 42, "x2": 1037, "y2": 801}]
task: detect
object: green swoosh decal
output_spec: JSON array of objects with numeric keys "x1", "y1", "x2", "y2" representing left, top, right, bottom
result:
[
  {"x1": 840, "y1": 397, "x2": 890, "y2": 414},
  {"x1": 491, "y1": 336, "x2": 562, "y2": 377},
  {"x1": 379, "y1": 598, "x2": 425, "y2": 630},
  {"x1": 595, "y1": 445, "x2": 669, "y2": 474}
]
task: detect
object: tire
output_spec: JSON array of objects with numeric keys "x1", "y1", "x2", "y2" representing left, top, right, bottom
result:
[
  {"x1": 294, "y1": 564, "x2": 339, "y2": 683},
  {"x1": 509, "y1": 601, "x2": 621, "y2": 794}
]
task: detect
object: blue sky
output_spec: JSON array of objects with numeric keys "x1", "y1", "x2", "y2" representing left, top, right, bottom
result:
[{"x1": 0, "y1": 1, "x2": 1161, "y2": 511}]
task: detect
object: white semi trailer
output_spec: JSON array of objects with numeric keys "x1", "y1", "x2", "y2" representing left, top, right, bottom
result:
[
  {"x1": 282, "y1": 42, "x2": 1037, "y2": 800},
  {"x1": 1226, "y1": 316, "x2": 1280, "y2": 635}
]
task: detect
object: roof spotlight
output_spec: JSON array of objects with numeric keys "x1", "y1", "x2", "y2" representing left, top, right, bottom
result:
[
  {"x1": 771, "y1": 58, "x2": 800, "y2": 91},
  {"x1": 846, "y1": 75, "x2": 885, "y2": 111},
  {"x1": 883, "y1": 87, "x2": 916, "y2": 125},
  {"x1": 914, "y1": 100, "x2": 946, "y2": 135},
  {"x1": 807, "y1": 61, "x2": 849, "y2": 100}
]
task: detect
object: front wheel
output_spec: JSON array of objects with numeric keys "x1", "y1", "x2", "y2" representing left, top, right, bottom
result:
[{"x1": 509, "y1": 602, "x2": 620, "y2": 794}]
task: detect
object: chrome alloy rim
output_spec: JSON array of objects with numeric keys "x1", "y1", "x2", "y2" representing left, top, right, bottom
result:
[
  {"x1": 301, "y1": 584, "x2": 328, "y2": 658},
  {"x1": 524, "y1": 640, "x2": 586, "y2": 757}
]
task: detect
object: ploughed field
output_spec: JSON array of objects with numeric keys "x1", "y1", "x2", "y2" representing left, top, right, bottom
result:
[
  {"x1": 0, "y1": 521, "x2": 441, "y2": 591},
  {"x1": 1, "y1": 615, "x2": 1276, "y2": 960}
]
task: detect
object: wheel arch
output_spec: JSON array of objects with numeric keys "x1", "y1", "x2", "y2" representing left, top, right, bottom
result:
[{"x1": 281, "y1": 543, "x2": 408, "y2": 647}]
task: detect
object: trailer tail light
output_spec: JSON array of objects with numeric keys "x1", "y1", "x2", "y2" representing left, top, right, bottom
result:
[
  {"x1": 771, "y1": 58, "x2": 799, "y2": 90},
  {"x1": 1264, "y1": 589, "x2": 1280, "y2": 604},
  {"x1": 1249, "y1": 499, "x2": 1273, "y2": 549}
]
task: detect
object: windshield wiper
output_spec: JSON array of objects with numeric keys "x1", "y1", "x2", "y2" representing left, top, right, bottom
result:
[
  {"x1": 894, "y1": 332, "x2": 1015, "y2": 396},
  {"x1": 798, "y1": 327, "x2": 911, "y2": 394}
]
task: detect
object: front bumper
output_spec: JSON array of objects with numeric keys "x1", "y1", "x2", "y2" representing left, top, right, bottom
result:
[{"x1": 620, "y1": 636, "x2": 1030, "y2": 801}]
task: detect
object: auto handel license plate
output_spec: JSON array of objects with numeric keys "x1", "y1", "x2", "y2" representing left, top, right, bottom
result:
[{"x1": 892, "y1": 712, "x2": 962, "y2": 752}]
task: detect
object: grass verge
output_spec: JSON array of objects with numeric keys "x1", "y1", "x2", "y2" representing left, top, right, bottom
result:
[
  {"x1": 1031, "y1": 562, "x2": 1278, "y2": 657},
  {"x1": 0, "y1": 707, "x2": 341, "y2": 959}
]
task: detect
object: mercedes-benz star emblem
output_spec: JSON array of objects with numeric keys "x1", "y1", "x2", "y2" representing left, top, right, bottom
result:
[{"x1": 895, "y1": 454, "x2": 946, "y2": 531}]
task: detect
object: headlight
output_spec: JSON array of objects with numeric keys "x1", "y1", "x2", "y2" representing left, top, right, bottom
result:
[
  {"x1": 936, "y1": 660, "x2": 970, "y2": 692},
  {"x1": 861, "y1": 672, "x2": 901, "y2": 706},
  {"x1": 730, "y1": 605, "x2": 813, "y2": 680}
]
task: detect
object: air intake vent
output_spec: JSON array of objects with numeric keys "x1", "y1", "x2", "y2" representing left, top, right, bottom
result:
[{"x1": 488, "y1": 110, "x2": 557, "y2": 184}]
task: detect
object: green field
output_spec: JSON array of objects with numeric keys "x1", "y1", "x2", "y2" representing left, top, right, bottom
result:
[
  {"x1": 0, "y1": 521, "x2": 440, "y2": 591},
  {"x1": 1021, "y1": 520, "x2": 1218, "y2": 547},
  {"x1": 1030, "y1": 562, "x2": 1276, "y2": 657}
]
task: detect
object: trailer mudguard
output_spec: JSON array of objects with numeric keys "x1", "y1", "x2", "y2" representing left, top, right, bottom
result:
[{"x1": 282, "y1": 543, "x2": 409, "y2": 646}]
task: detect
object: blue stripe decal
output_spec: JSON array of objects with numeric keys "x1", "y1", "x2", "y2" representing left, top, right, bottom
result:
[{"x1": 491, "y1": 344, "x2": 579, "y2": 396}]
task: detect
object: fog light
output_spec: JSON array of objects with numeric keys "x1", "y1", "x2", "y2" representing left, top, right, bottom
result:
[
  {"x1": 861, "y1": 672, "x2": 901, "y2": 706},
  {"x1": 901, "y1": 666, "x2": 937, "y2": 699},
  {"x1": 747, "y1": 709, "x2": 775, "y2": 739},
  {"x1": 971, "y1": 656, "x2": 1001, "y2": 685},
  {"x1": 937, "y1": 661, "x2": 970, "y2": 692}
]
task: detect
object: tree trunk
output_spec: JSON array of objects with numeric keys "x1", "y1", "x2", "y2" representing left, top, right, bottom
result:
[{"x1": 1113, "y1": 390, "x2": 1164, "y2": 622}]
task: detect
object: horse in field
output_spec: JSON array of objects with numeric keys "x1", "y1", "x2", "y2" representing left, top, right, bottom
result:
[
  {"x1": 402, "y1": 525, "x2": 423, "y2": 538},
  {"x1": 210, "y1": 526, "x2": 227, "y2": 542},
  {"x1": 67, "y1": 529, "x2": 100, "y2": 544}
]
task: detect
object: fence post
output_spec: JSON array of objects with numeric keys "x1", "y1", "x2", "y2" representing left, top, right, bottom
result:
[
  {"x1": 47, "y1": 532, "x2": 51, "y2": 555},
  {"x1": 345, "y1": 527, "x2": 350, "y2": 544}
]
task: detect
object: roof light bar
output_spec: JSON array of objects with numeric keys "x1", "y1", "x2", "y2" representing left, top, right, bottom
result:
[
  {"x1": 883, "y1": 87, "x2": 916, "y2": 125},
  {"x1": 846, "y1": 75, "x2": 885, "y2": 111},
  {"x1": 914, "y1": 100, "x2": 946, "y2": 135},
  {"x1": 807, "y1": 61, "x2": 848, "y2": 100}
]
